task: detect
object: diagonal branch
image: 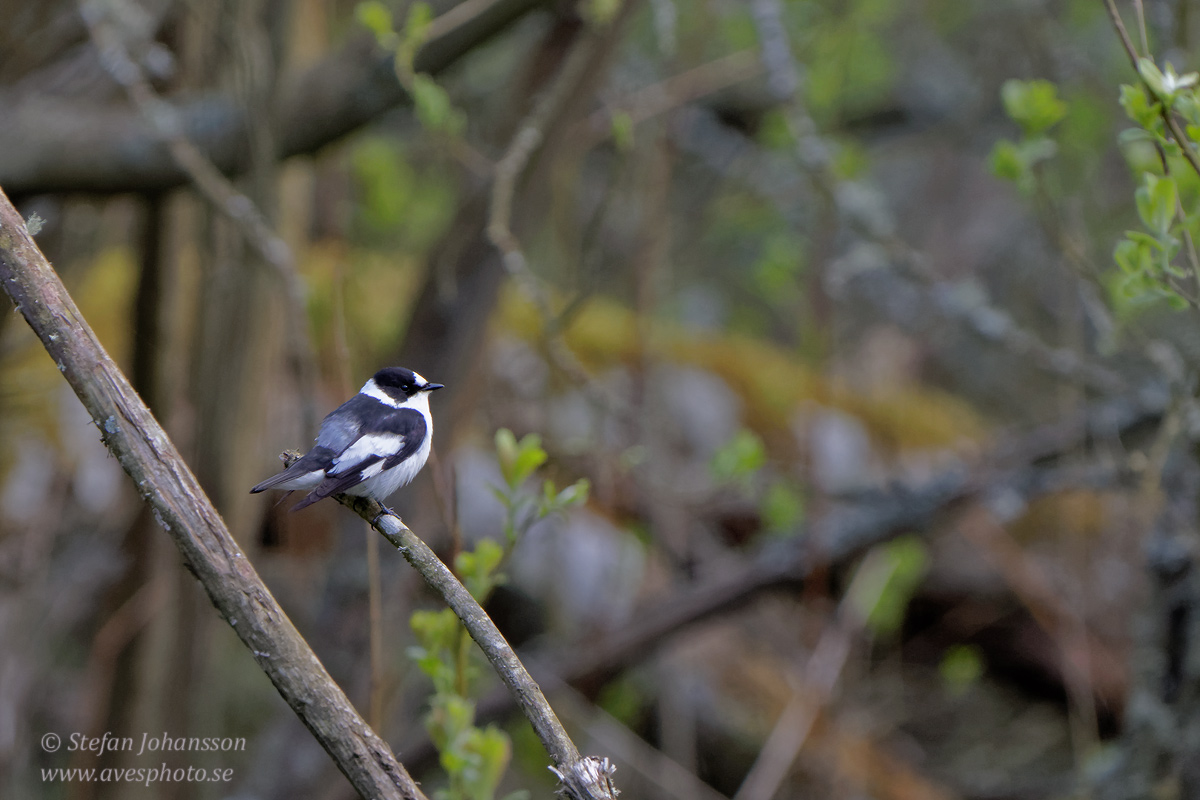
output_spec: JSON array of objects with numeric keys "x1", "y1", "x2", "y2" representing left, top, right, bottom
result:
[
  {"x1": 0, "y1": 188, "x2": 425, "y2": 800},
  {"x1": 319, "y1": 477, "x2": 620, "y2": 800}
]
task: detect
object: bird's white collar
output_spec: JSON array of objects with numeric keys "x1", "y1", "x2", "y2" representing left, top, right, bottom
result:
[{"x1": 361, "y1": 378, "x2": 403, "y2": 408}]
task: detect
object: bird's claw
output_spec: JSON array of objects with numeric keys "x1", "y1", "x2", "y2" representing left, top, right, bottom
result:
[{"x1": 372, "y1": 504, "x2": 398, "y2": 527}]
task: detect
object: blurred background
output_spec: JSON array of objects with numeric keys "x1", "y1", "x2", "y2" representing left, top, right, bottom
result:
[{"x1": 3, "y1": 0, "x2": 1199, "y2": 798}]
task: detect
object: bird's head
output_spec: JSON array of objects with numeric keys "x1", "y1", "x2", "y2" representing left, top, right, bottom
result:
[{"x1": 371, "y1": 367, "x2": 444, "y2": 403}]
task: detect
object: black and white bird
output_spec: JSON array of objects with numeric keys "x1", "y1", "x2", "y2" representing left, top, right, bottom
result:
[{"x1": 251, "y1": 367, "x2": 442, "y2": 512}]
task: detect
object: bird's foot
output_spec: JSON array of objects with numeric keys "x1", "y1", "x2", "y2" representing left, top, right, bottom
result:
[{"x1": 372, "y1": 504, "x2": 398, "y2": 527}]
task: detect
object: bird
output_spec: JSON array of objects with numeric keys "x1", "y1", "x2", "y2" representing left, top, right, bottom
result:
[{"x1": 251, "y1": 367, "x2": 443, "y2": 512}]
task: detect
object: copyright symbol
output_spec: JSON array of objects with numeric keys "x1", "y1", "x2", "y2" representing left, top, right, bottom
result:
[{"x1": 42, "y1": 733, "x2": 60, "y2": 752}]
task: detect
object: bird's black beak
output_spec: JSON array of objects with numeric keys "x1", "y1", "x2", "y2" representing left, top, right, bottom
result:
[{"x1": 425, "y1": 383, "x2": 444, "y2": 391}]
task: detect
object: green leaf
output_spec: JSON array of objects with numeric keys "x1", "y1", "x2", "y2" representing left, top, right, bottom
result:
[
  {"x1": 495, "y1": 429, "x2": 519, "y2": 480},
  {"x1": 496, "y1": 428, "x2": 547, "y2": 489},
  {"x1": 1020, "y1": 136, "x2": 1058, "y2": 164},
  {"x1": 988, "y1": 139, "x2": 1025, "y2": 184},
  {"x1": 455, "y1": 539, "x2": 505, "y2": 601},
  {"x1": 413, "y1": 74, "x2": 451, "y2": 129},
  {"x1": 610, "y1": 110, "x2": 634, "y2": 152},
  {"x1": 356, "y1": 1, "x2": 397, "y2": 47},
  {"x1": 1119, "y1": 83, "x2": 1161, "y2": 129},
  {"x1": 460, "y1": 726, "x2": 511, "y2": 800},
  {"x1": 556, "y1": 478, "x2": 590, "y2": 508},
  {"x1": 1125, "y1": 230, "x2": 1166, "y2": 250},
  {"x1": 753, "y1": 234, "x2": 805, "y2": 297},
  {"x1": 847, "y1": 536, "x2": 928, "y2": 636},
  {"x1": 1166, "y1": 290, "x2": 1191, "y2": 309},
  {"x1": 1138, "y1": 58, "x2": 1169, "y2": 101},
  {"x1": 1113, "y1": 238, "x2": 1143, "y2": 274},
  {"x1": 1000, "y1": 78, "x2": 1067, "y2": 136},
  {"x1": 396, "y1": 2, "x2": 433, "y2": 71},
  {"x1": 1141, "y1": 59, "x2": 1199, "y2": 105},
  {"x1": 940, "y1": 644, "x2": 984, "y2": 696},
  {"x1": 542, "y1": 478, "x2": 590, "y2": 515},
  {"x1": 1135, "y1": 173, "x2": 1178, "y2": 235},
  {"x1": 711, "y1": 430, "x2": 766, "y2": 485},
  {"x1": 1117, "y1": 127, "x2": 1158, "y2": 146},
  {"x1": 761, "y1": 480, "x2": 805, "y2": 533}
]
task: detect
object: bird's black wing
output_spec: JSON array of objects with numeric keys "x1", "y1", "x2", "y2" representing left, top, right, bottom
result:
[
  {"x1": 290, "y1": 408, "x2": 427, "y2": 511},
  {"x1": 249, "y1": 395, "x2": 371, "y2": 494}
]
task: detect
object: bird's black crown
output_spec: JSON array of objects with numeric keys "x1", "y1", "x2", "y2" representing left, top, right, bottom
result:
[{"x1": 373, "y1": 367, "x2": 438, "y2": 398}]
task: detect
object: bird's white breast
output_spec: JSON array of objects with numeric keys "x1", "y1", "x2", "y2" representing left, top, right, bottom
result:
[{"x1": 346, "y1": 391, "x2": 434, "y2": 501}]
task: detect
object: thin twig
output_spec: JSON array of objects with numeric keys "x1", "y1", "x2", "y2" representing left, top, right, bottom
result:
[
  {"x1": 574, "y1": 50, "x2": 764, "y2": 148},
  {"x1": 1133, "y1": 0, "x2": 1150, "y2": 55},
  {"x1": 732, "y1": 576, "x2": 864, "y2": 800},
  {"x1": 485, "y1": 2, "x2": 642, "y2": 424},
  {"x1": 0, "y1": 188, "x2": 425, "y2": 800}
]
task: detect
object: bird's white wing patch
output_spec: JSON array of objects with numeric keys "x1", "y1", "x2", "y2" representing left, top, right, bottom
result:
[{"x1": 330, "y1": 433, "x2": 404, "y2": 475}]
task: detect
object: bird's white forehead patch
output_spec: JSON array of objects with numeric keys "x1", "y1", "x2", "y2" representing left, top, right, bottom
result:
[
  {"x1": 361, "y1": 378, "x2": 403, "y2": 408},
  {"x1": 412, "y1": 371, "x2": 429, "y2": 386}
]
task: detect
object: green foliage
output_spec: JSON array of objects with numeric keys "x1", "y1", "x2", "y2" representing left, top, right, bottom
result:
[
  {"x1": 409, "y1": 547, "x2": 511, "y2": 800},
  {"x1": 752, "y1": 234, "x2": 805, "y2": 298},
  {"x1": 710, "y1": 429, "x2": 767, "y2": 486},
  {"x1": 406, "y1": 430, "x2": 584, "y2": 800},
  {"x1": 493, "y1": 428, "x2": 589, "y2": 545},
  {"x1": 495, "y1": 429, "x2": 548, "y2": 491},
  {"x1": 939, "y1": 644, "x2": 985, "y2": 696},
  {"x1": 355, "y1": 0, "x2": 465, "y2": 135},
  {"x1": 992, "y1": 68, "x2": 1198, "y2": 314},
  {"x1": 456, "y1": 539, "x2": 505, "y2": 601},
  {"x1": 355, "y1": 0, "x2": 395, "y2": 47},
  {"x1": 847, "y1": 536, "x2": 928, "y2": 637},
  {"x1": 806, "y1": 23, "x2": 896, "y2": 122},
  {"x1": 610, "y1": 110, "x2": 635, "y2": 153},
  {"x1": 1001, "y1": 79, "x2": 1068, "y2": 136},
  {"x1": 398, "y1": 2, "x2": 434, "y2": 72},
  {"x1": 757, "y1": 109, "x2": 794, "y2": 151},
  {"x1": 761, "y1": 479, "x2": 805, "y2": 534},
  {"x1": 1137, "y1": 59, "x2": 1198, "y2": 107},
  {"x1": 348, "y1": 137, "x2": 457, "y2": 245},
  {"x1": 412, "y1": 73, "x2": 466, "y2": 136},
  {"x1": 711, "y1": 430, "x2": 806, "y2": 536},
  {"x1": 1119, "y1": 83, "x2": 1161, "y2": 131},
  {"x1": 1109, "y1": 60, "x2": 1200, "y2": 313},
  {"x1": 989, "y1": 79, "x2": 1067, "y2": 194}
]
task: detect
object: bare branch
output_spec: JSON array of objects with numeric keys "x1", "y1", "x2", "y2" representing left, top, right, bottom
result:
[{"x1": 0, "y1": 187, "x2": 425, "y2": 800}]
